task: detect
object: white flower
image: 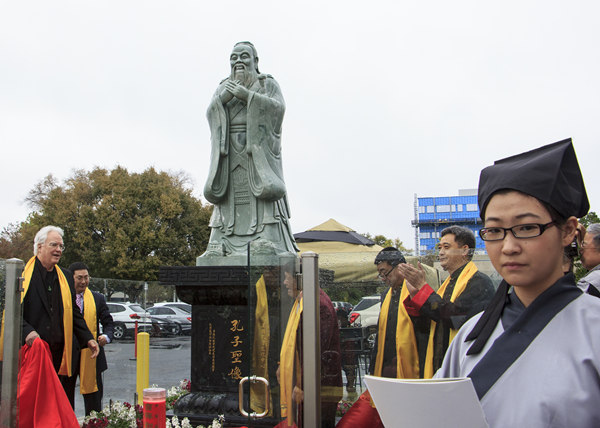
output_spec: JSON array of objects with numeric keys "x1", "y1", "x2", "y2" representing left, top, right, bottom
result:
[{"x1": 209, "y1": 415, "x2": 224, "y2": 428}]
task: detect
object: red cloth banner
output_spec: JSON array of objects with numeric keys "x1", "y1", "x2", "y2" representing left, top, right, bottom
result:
[{"x1": 18, "y1": 339, "x2": 79, "y2": 428}]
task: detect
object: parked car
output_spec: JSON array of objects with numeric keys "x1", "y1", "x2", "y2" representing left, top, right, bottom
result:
[
  {"x1": 332, "y1": 301, "x2": 353, "y2": 313},
  {"x1": 348, "y1": 295, "x2": 381, "y2": 328},
  {"x1": 106, "y1": 302, "x2": 172, "y2": 339},
  {"x1": 332, "y1": 301, "x2": 353, "y2": 327},
  {"x1": 151, "y1": 302, "x2": 192, "y2": 314},
  {"x1": 146, "y1": 306, "x2": 192, "y2": 335}
]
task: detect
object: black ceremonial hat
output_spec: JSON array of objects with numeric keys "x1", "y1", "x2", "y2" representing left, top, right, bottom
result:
[{"x1": 478, "y1": 138, "x2": 589, "y2": 219}]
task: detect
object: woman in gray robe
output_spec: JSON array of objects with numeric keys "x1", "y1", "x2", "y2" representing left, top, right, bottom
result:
[{"x1": 435, "y1": 139, "x2": 600, "y2": 427}]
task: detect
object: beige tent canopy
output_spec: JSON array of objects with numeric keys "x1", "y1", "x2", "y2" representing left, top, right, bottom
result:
[{"x1": 295, "y1": 219, "x2": 439, "y2": 287}]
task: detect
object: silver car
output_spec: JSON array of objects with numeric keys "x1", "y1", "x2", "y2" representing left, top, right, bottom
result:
[
  {"x1": 152, "y1": 302, "x2": 191, "y2": 314},
  {"x1": 106, "y1": 302, "x2": 171, "y2": 339},
  {"x1": 146, "y1": 305, "x2": 192, "y2": 335}
]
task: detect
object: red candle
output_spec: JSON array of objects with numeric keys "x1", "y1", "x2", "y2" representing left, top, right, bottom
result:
[{"x1": 143, "y1": 387, "x2": 166, "y2": 428}]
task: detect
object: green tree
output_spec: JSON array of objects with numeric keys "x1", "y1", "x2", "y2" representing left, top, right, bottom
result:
[
  {"x1": 362, "y1": 232, "x2": 413, "y2": 255},
  {"x1": 580, "y1": 211, "x2": 599, "y2": 228},
  {"x1": 146, "y1": 282, "x2": 172, "y2": 303},
  {"x1": 575, "y1": 211, "x2": 599, "y2": 281},
  {"x1": 6, "y1": 166, "x2": 212, "y2": 282},
  {"x1": 0, "y1": 222, "x2": 39, "y2": 261}
]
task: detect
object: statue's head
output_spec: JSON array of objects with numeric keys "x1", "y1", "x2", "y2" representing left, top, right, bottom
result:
[{"x1": 230, "y1": 41, "x2": 260, "y2": 84}]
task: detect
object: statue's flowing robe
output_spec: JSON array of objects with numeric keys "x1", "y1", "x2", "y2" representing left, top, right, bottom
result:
[
  {"x1": 435, "y1": 275, "x2": 600, "y2": 428},
  {"x1": 204, "y1": 74, "x2": 297, "y2": 256}
]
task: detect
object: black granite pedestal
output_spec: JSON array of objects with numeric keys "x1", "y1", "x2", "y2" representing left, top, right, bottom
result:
[{"x1": 158, "y1": 265, "x2": 284, "y2": 427}]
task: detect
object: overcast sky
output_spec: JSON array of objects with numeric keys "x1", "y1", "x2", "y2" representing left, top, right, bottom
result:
[{"x1": 2, "y1": 1, "x2": 599, "y2": 253}]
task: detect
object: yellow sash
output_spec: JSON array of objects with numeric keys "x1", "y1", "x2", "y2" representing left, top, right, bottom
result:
[
  {"x1": 250, "y1": 275, "x2": 270, "y2": 414},
  {"x1": 373, "y1": 282, "x2": 419, "y2": 379},
  {"x1": 80, "y1": 288, "x2": 98, "y2": 394},
  {"x1": 280, "y1": 297, "x2": 303, "y2": 426},
  {"x1": 0, "y1": 257, "x2": 73, "y2": 376},
  {"x1": 424, "y1": 261, "x2": 478, "y2": 378}
]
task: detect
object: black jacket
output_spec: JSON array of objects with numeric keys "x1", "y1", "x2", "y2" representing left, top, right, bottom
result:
[{"x1": 22, "y1": 258, "x2": 94, "y2": 351}]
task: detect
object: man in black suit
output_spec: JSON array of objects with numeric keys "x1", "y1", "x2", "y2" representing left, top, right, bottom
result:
[
  {"x1": 63, "y1": 261, "x2": 115, "y2": 415},
  {"x1": 22, "y1": 226, "x2": 99, "y2": 387}
]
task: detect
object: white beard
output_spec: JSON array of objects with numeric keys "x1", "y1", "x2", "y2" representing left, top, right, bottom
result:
[{"x1": 231, "y1": 68, "x2": 257, "y2": 87}]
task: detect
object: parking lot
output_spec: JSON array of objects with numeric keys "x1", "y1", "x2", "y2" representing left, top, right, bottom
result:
[{"x1": 74, "y1": 335, "x2": 191, "y2": 419}]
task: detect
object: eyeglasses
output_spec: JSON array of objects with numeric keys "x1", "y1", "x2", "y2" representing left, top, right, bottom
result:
[
  {"x1": 581, "y1": 243, "x2": 597, "y2": 252},
  {"x1": 479, "y1": 222, "x2": 555, "y2": 242},
  {"x1": 46, "y1": 242, "x2": 65, "y2": 251},
  {"x1": 378, "y1": 266, "x2": 395, "y2": 279}
]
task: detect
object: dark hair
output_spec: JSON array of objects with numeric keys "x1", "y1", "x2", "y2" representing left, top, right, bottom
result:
[
  {"x1": 540, "y1": 200, "x2": 568, "y2": 226},
  {"x1": 375, "y1": 247, "x2": 406, "y2": 266},
  {"x1": 68, "y1": 262, "x2": 89, "y2": 273},
  {"x1": 441, "y1": 226, "x2": 476, "y2": 261}
]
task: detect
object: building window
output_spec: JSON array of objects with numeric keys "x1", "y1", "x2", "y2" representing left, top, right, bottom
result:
[
  {"x1": 436, "y1": 205, "x2": 450, "y2": 213},
  {"x1": 418, "y1": 206, "x2": 426, "y2": 214},
  {"x1": 466, "y1": 204, "x2": 478, "y2": 212},
  {"x1": 426, "y1": 206, "x2": 435, "y2": 213}
]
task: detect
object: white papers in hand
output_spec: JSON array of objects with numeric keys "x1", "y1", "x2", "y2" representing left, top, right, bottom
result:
[{"x1": 363, "y1": 375, "x2": 488, "y2": 428}]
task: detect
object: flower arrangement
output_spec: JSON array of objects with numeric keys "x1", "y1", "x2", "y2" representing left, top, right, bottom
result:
[
  {"x1": 336, "y1": 399, "x2": 353, "y2": 417},
  {"x1": 166, "y1": 415, "x2": 194, "y2": 428},
  {"x1": 166, "y1": 378, "x2": 192, "y2": 410},
  {"x1": 82, "y1": 378, "x2": 224, "y2": 428},
  {"x1": 82, "y1": 401, "x2": 143, "y2": 428},
  {"x1": 82, "y1": 403, "x2": 223, "y2": 428}
]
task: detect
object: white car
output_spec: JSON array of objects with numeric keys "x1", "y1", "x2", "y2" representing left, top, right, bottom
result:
[
  {"x1": 348, "y1": 295, "x2": 381, "y2": 328},
  {"x1": 106, "y1": 302, "x2": 170, "y2": 339}
]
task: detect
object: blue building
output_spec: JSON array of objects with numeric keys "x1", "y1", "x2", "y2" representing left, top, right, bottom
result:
[{"x1": 413, "y1": 189, "x2": 486, "y2": 256}]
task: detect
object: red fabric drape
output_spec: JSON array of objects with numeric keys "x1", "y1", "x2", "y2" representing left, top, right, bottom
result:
[
  {"x1": 18, "y1": 339, "x2": 79, "y2": 428},
  {"x1": 336, "y1": 391, "x2": 384, "y2": 428}
]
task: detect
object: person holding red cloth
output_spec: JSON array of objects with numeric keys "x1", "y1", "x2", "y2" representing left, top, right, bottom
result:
[
  {"x1": 1, "y1": 226, "x2": 100, "y2": 391},
  {"x1": 22, "y1": 226, "x2": 99, "y2": 373}
]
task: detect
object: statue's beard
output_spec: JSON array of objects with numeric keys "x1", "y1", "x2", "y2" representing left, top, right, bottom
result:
[{"x1": 231, "y1": 67, "x2": 256, "y2": 87}]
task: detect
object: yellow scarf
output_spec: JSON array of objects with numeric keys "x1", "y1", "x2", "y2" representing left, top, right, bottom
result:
[
  {"x1": 280, "y1": 297, "x2": 303, "y2": 426},
  {"x1": 80, "y1": 288, "x2": 98, "y2": 394},
  {"x1": 373, "y1": 282, "x2": 419, "y2": 379},
  {"x1": 0, "y1": 257, "x2": 74, "y2": 376},
  {"x1": 424, "y1": 261, "x2": 478, "y2": 378},
  {"x1": 250, "y1": 275, "x2": 270, "y2": 414}
]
